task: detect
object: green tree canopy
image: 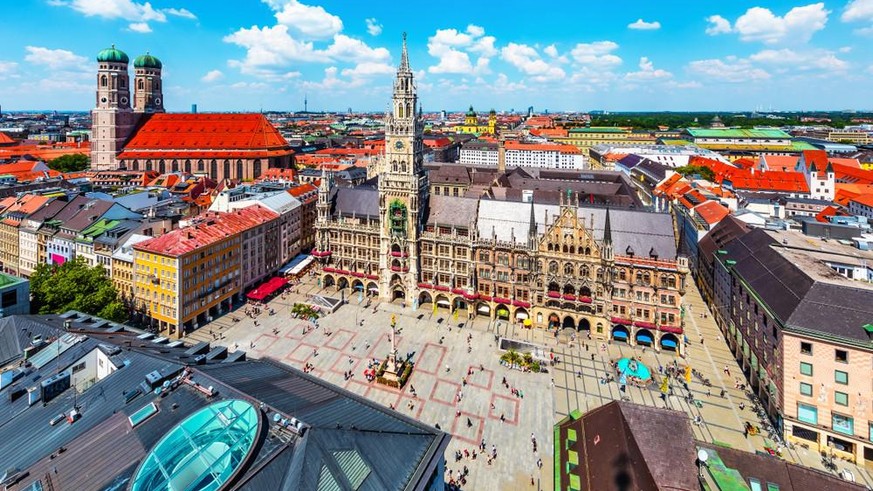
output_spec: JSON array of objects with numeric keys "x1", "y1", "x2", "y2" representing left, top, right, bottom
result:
[
  {"x1": 675, "y1": 165, "x2": 716, "y2": 182},
  {"x1": 47, "y1": 153, "x2": 89, "y2": 173},
  {"x1": 30, "y1": 257, "x2": 127, "y2": 323}
]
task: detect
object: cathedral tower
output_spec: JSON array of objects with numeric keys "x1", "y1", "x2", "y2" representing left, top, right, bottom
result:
[
  {"x1": 91, "y1": 45, "x2": 136, "y2": 170},
  {"x1": 379, "y1": 33, "x2": 429, "y2": 302},
  {"x1": 133, "y1": 52, "x2": 164, "y2": 113}
]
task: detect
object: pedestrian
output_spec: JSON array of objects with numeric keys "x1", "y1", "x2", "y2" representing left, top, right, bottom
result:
[
  {"x1": 446, "y1": 364, "x2": 451, "y2": 373},
  {"x1": 591, "y1": 353, "x2": 595, "y2": 361},
  {"x1": 500, "y1": 413, "x2": 505, "y2": 423},
  {"x1": 536, "y1": 458, "x2": 543, "y2": 469},
  {"x1": 481, "y1": 439, "x2": 486, "y2": 451}
]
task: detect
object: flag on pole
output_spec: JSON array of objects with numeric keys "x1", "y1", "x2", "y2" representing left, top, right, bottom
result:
[
  {"x1": 454, "y1": 307, "x2": 459, "y2": 320},
  {"x1": 660, "y1": 376, "x2": 669, "y2": 394},
  {"x1": 433, "y1": 301, "x2": 437, "y2": 315},
  {"x1": 684, "y1": 365, "x2": 692, "y2": 384}
]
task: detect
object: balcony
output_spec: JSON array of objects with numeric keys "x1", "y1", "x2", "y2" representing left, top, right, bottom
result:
[
  {"x1": 578, "y1": 296, "x2": 593, "y2": 304},
  {"x1": 390, "y1": 265, "x2": 409, "y2": 272},
  {"x1": 547, "y1": 291, "x2": 561, "y2": 299}
]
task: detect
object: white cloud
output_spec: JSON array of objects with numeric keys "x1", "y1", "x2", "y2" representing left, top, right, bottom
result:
[
  {"x1": 628, "y1": 19, "x2": 661, "y2": 30},
  {"x1": 749, "y1": 48, "x2": 848, "y2": 71},
  {"x1": 705, "y1": 15, "x2": 732, "y2": 35},
  {"x1": 365, "y1": 18, "x2": 382, "y2": 36},
  {"x1": 0, "y1": 61, "x2": 18, "y2": 80},
  {"x1": 711, "y1": 3, "x2": 830, "y2": 44},
  {"x1": 128, "y1": 22, "x2": 152, "y2": 33},
  {"x1": 669, "y1": 81, "x2": 703, "y2": 89},
  {"x1": 624, "y1": 57, "x2": 672, "y2": 82},
  {"x1": 569, "y1": 41, "x2": 622, "y2": 68},
  {"x1": 53, "y1": 0, "x2": 196, "y2": 33},
  {"x1": 273, "y1": 0, "x2": 343, "y2": 39},
  {"x1": 164, "y1": 7, "x2": 196, "y2": 19},
  {"x1": 322, "y1": 34, "x2": 389, "y2": 62},
  {"x1": 340, "y1": 62, "x2": 394, "y2": 77},
  {"x1": 24, "y1": 46, "x2": 87, "y2": 70},
  {"x1": 201, "y1": 69, "x2": 224, "y2": 83},
  {"x1": 501, "y1": 43, "x2": 565, "y2": 81},
  {"x1": 838, "y1": 46, "x2": 853, "y2": 53},
  {"x1": 686, "y1": 57, "x2": 771, "y2": 83},
  {"x1": 491, "y1": 73, "x2": 528, "y2": 93},
  {"x1": 225, "y1": 2, "x2": 390, "y2": 79},
  {"x1": 426, "y1": 25, "x2": 494, "y2": 74},
  {"x1": 842, "y1": 0, "x2": 873, "y2": 22}
]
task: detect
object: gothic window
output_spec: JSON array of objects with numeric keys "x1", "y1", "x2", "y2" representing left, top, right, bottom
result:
[
  {"x1": 563, "y1": 263, "x2": 573, "y2": 276},
  {"x1": 100, "y1": 75, "x2": 107, "y2": 87},
  {"x1": 131, "y1": 160, "x2": 139, "y2": 171},
  {"x1": 222, "y1": 160, "x2": 229, "y2": 178},
  {"x1": 197, "y1": 160, "x2": 204, "y2": 172},
  {"x1": 581, "y1": 266, "x2": 589, "y2": 278},
  {"x1": 253, "y1": 160, "x2": 262, "y2": 178},
  {"x1": 406, "y1": 103, "x2": 411, "y2": 117},
  {"x1": 398, "y1": 104, "x2": 404, "y2": 118},
  {"x1": 668, "y1": 276, "x2": 677, "y2": 289},
  {"x1": 548, "y1": 261, "x2": 558, "y2": 274},
  {"x1": 120, "y1": 78, "x2": 126, "y2": 88},
  {"x1": 236, "y1": 160, "x2": 244, "y2": 180},
  {"x1": 184, "y1": 160, "x2": 191, "y2": 173},
  {"x1": 401, "y1": 161, "x2": 407, "y2": 173},
  {"x1": 392, "y1": 161, "x2": 398, "y2": 172},
  {"x1": 597, "y1": 268, "x2": 604, "y2": 281},
  {"x1": 585, "y1": 247, "x2": 591, "y2": 255},
  {"x1": 171, "y1": 160, "x2": 179, "y2": 172},
  {"x1": 138, "y1": 79, "x2": 144, "y2": 90},
  {"x1": 158, "y1": 160, "x2": 166, "y2": 174}
]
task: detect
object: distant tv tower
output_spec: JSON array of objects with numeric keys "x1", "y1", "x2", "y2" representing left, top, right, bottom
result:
[{"x1": 304, "y1": 94, "x2": 308, "y2": 113}]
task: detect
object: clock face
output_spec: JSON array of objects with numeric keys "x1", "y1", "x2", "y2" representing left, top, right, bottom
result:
[
  {"x1": 100, "y1": 97, "x2": 108, "y2": 103},
  {"x1": 394, "y1": 140, "x2": 404, "y2": 150}
]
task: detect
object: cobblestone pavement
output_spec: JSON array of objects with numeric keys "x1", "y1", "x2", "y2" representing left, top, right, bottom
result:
[
  {"x1": 189, "y1": 276, "x2": 873, "y2": 489},
  {"x1": 189, "y1": 279, "x2": 554, "y2": 491}
]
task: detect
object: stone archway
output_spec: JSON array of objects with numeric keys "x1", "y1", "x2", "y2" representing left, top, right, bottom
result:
[
  {"x1": 612, "y1": 324, "x2": 630, "y2": 343},
  {"x1": 548, "y1": 312, "x2": 560, "y2": 329},
  {"x1": 514, "y1": 307, "x2": 529, "y2": 321},
  {"x1": 419, "y1": 291, "x2": 433, "y2": 307},
  {"x1": 562, "y1": 315, "x2": 576, "y2": 329},
  {"x1": 578, "y1": 318, "x2": 591, "y2": 331},
  {"x1": 435, "y1": 294, "x2": 451, "y2": 309},
  {"x1": 495, "y1": 304, "x2": 510, "y2": 320},
  {"x1": 351, "y1": 279, "x2": 364, "y2": 292},
  {"x1": 337, "y1": 277, "x2": 349, "y2": 290},
  {"x1": 476, "y1": 302, "x2": 491, "y2": 316},
  {"x1": 392, "y1": 287, "x2": 406, "y2": 301},
  {"x1": 660, "y1": 333, "x2": 679, "y2": 351},
  {"x1": 635, "y1": 329, "x2": 654, "y2": 346},
  {"x1": 366, "y1": 282, "x2": 378, "y2": 296},
  {"x1": 323, "y1": 274, "x2": 335, "y2": 288}
]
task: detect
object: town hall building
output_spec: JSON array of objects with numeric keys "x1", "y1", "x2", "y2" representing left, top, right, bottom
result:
[
  {"x1": 314, "y1": 36, "x2": 691, "y2": 351},
  {"x1": 90, "y1": 46, "x2": 294, "y2": 181}
]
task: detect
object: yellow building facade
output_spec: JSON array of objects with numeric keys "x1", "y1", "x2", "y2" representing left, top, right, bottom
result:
[
  {"x1": 552, "y1": 127, "x2": 657, "y2": 157},
  {"x1": 455, "y1": 106, "x2": 496, "y2": 135}
]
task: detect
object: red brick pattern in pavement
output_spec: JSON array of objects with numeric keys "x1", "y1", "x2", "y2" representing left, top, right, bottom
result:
[
  {"x1": 415, "y1": 343, "x2": 447, "y2": 374},
  {"x1": 489, "y1": 393, "x2": 520, "y2": 426},
  {"x1": 450, "y1": 411, "x2": 487, "y2": 445},
  {"x1": 430, "y1": 379, "x2": 462, "y2": 406}
]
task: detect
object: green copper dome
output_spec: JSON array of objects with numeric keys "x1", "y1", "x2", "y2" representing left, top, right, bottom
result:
[
  {"x1": 466, "y1": 105, "x2": 476, "y2": 117},
  {"x1": 134, "y1": 52, "x2": 162, "y2": 69},
  {"x1": 96, "y1": 45, "x2": 129, "y2": 63}
]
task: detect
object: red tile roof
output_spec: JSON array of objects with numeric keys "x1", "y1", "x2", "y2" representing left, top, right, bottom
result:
[
  {"x1": 134, "y1": 205, "x2": 278, "y2": 257},
  {"x1": 0, "y1": 132, "x2": 15, "y2": 145},
  {"x1": 728, "y1": 171, "x2": 810, "y2": 193},
  {"x1": 504, "y1": 140, "x2": 582, "y2": 154},
  {"x1": 851, "y1": 193, "x2": 873, "y2": 208},
  {"x1": 815, "y1": 206, "x2": 840, "y2": 223},
  {"x1": 118, "y1": 113, "x2": 292, "y2": 160},
  {"x1": 760, "y1": 155, "x2": 797, "y2": 172},
  {"x1": 831, "y1": 163, "x2": 873, "y2": 184},
  {"x1": 694, "y1": 200, "x2": 729, "y2": 226}
]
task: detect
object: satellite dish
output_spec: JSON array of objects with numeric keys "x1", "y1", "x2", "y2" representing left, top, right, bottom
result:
[{"x1": 697, "y1": 449, "x2": 709, "y2": 463}]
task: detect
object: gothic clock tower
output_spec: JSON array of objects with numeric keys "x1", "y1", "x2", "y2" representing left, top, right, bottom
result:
[{"x1": 378, "y1": 33, "x2": 429, "y2": 303}]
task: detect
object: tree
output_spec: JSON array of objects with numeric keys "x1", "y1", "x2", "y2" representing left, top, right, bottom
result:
[
  {"x1": 675, "y1": 165, "x2": 716, "y2": 182},
  {"x1": 47, "y1": 154, "x2": 89, "y2": 173},
  {"x1": 30, "y1": 257, "x2": 128, "y2": 323}
]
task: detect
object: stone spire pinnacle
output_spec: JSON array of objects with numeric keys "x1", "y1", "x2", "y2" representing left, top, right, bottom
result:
[
  {"x1": 399, "y1": 32, "x2": 410, "y2": 72},
  {"x1": 603, "y1": 207, "x2": 612, "y2": 245}
]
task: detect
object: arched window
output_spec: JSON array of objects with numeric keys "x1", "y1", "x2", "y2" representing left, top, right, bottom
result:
[
  {"x1": 222, "y1": 160, "x2": 229, "y2": 179},
  {"x1": 585, "y1": 247, "x2": 591, "y2": 255},
  {"x1": 100, "y1": 75, "x2": 107, "y2": 87},
  {"x1": 236, "y1": 160, "x2": 243, "y2": 180},
  {"x1": 668, "y1": 276, "x2": 676, "y2": 289},
  {"x1": 581, "y1": 266, "x2": 589, "y2": 278},
  {"x1": 596, "y1": 268, "x2": 604, "y2": 281},
  {"x1": 197, "y1": 160, "x2": 204, "y2": 172},
  {"x1": 138, "y1": 79, "x2": 144, "y2": 90},
  {"x1": 131, "y1": 160, "x2": 139, "y2": 171},
  {"x1": 171, "y1": 160, "x2": 178, "y2": 172},
  {"x1": 184, "y1": 160, "x2": 191, "y2": 173},
  {"x1": 548, "y1": 261, "x2": 558, "y2": 274},
  {"x1": 563, "y1": 263, "x2": 573, "y2": 275},
  {"x1": 398, "y1": 104, "x2": 404, "y2": 118},
  {"x1": 158, "y1": 160, "x2": 166, "y2": 174},
  {"x1": 253, "y1": 159, "x2": 262, "y2": 178},
  {"x1": 406, "y1": 103, "x2": 411, "y2": 118}
]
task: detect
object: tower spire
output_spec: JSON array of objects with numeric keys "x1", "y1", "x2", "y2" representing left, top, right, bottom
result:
[
  {"x1": 399, "y1": 32, "x2": 410, "y2": 72},
  {"x1": 603, "y1": 207, "x2": 612, "y2": 245}
]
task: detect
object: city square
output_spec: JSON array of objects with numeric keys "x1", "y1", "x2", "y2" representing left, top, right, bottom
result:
[{"x1": 191, "y1": 274, "x2": 873, "y2": 490}]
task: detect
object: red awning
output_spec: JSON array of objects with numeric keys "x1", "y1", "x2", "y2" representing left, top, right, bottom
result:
[{"x1": 246, "y1": 277, "x2": 288, "y2": 301}]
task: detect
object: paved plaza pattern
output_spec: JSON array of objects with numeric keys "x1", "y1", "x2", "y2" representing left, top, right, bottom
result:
[{"x1": 189, "y1": 276, "x2": 873, "y2": 490}]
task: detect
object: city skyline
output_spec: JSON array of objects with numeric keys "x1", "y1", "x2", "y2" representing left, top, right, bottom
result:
[{"x1": 2, "y1": 0, "x2": 873, "y2": 112}]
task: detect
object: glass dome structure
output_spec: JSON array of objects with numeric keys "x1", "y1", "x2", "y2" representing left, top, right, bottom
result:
[{"x1": 131, "y1": 399, "x2": 261, "y2": 491}]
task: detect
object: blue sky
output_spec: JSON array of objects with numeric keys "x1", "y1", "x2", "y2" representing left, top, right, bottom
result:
[{"x1": 2, "y1": 0, "x2": 873, "y2": 112}]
